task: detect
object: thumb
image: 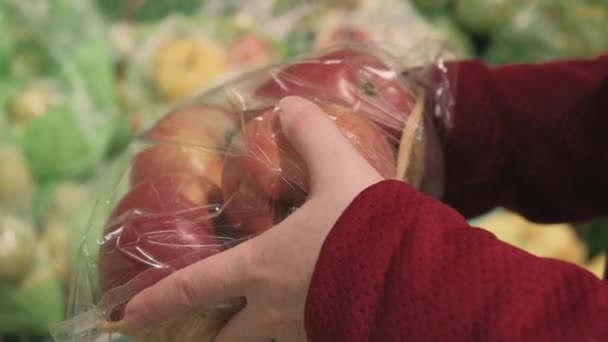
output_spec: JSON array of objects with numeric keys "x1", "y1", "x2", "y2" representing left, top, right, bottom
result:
[{"x1": 278, "y1": 96, "x2": 382, "y2": 192}]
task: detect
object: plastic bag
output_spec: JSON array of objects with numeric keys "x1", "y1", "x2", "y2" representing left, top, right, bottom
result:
[
  {"x1": 284, "y1": 0, "x2": 471, "y2": 59},
  {"x1": 0, "y1": 210, "x2": 65, "y2": 335},
  {"x1": 1, "y1": 0, "x2": 122, "y2": 182},
  {"x1": 51, "y1": 42, "x2": 455, "y2": 342}
]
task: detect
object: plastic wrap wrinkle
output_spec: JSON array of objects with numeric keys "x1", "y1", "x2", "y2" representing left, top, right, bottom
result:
[{"x1": 53, "y1": 41, "x2": 455, "y2": 342}]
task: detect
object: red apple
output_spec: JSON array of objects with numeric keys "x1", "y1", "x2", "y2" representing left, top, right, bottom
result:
[
  {"x1": 131, "y1": 103, "x2": 237, "y2": 187},
  {"x1": 318, "y1": 26, "x2": 370, "y2": 49},
  {"x1": 145, "y1": 103, "x2": 238, "y2": 149},
  {"x1": 131, "y1": 144, "x2": 224, "y2": 188},
  {"x1": 255, "y1": 47, "x2": 415, "y2": 138},
  {"x1": 221, "y1": 103, "x2": 396, "y2": 239},
  {"x1": 219, "y1": 157, "x2": 282, "y2": 240},
  {"x1": 98, "y1": 173, "x2": 222, "y2": 320},
  {"x1": 229, "y1": 34, "x2": 275, "y2": 67}
]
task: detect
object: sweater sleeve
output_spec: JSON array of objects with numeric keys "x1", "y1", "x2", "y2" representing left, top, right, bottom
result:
[
  {"x1": 305, "y1": 180, "x2": 608, "y2": 342},
  {"x1": 442, "y1": 55, "x2": 608, "y2": 223}
]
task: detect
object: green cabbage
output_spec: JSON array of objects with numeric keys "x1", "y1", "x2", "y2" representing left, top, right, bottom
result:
[
  {"x1": 0, "y1": 214, "x2": 36, "y2": 283},
  {"x1": 2, "y1": 0, "x2": 120, "y2": 182},
  {"x1": 0, "y1": 244, "x2": 64, "y2": 335}
]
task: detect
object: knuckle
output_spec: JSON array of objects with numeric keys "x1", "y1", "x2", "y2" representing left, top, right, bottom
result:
[
  {"x1": 174, "y1": 272, "x2": 198, "y2": 308},
  {"x1": 241, "y1": 242, "x2": 266, "y2": 283}
]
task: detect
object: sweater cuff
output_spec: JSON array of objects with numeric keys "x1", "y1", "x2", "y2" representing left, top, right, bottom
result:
[{"x1": 304, "y1": 179, "x2": 424, "y2": 339}]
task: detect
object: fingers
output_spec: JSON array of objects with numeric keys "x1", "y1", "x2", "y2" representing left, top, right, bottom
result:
[
  {"x1": 278, "y1": 96, "x2": 380, "y2": 192},
  {"x1": 122, "y1": 243, "x2": 252, "y2": 332}
]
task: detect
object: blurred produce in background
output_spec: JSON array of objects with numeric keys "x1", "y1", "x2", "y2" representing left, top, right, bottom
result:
[
  {"x1": 412, "y1": 0, "x2": 608, "y2": 64},
  {"x1": 0, "y1": 0, "x2": 606, "y2": 340}
]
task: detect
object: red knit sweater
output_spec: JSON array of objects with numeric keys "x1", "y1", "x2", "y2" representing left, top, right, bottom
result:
[{"x1": 305, "y1": 55, "x2": 608, "y2": 341}]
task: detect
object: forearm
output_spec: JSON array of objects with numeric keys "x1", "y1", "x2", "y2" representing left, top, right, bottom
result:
[{"x1": 442, "y1": 55, "x2": 608, "y2": 223}]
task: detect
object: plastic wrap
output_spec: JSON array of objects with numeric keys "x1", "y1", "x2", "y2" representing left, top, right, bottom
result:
[
  {"x1": 0, "y1": 1, "x2": 123, "y2": 337},
  {"x1": 284, "y1": 0, "x2": 472, "y2": 59},
  {"x1": 51, "y1": 42, "x2": 455, "y2": 342},
  {"x1": 1, "y1": 0, "x2": 122, "y2": 182},
  {"x1": 0, "y1": 211, "x2": 65, "y2": 335}
]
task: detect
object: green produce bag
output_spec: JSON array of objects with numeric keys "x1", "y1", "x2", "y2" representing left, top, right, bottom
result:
[
  {"x1": 0, "y1": 214, "x2": 64, "y2": 335},
  {"x1": 0, "y1": 279, "x2": 64, "y2": 335},
  {"x1": 31, "y1": 183, "x2": 58, "y2": 228},
  {"x1": 2, "y1": 0, "x2": 120, "y2": 182},
  {"x1": 486, "y1": 1, "x2": 608, "y2": 65}
]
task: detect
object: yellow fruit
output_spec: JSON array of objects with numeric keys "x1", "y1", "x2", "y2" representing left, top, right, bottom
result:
[
  {"x1": 47, "y1": 182, "x2": 91, "y2": 222},
  {"x1": 8, "y1": 81, "x2": 63, "y2": 126},
  {"x1": 153, "y1": 37, "x2": 228, "y2": 102},
  {"x1": 475, "y1": 211, "x2": 586, "y2": 264},
  {"x1": 0, "y1": 213, "x2": 36, "y2": 283},
  {"x1": 519, "y1": 223, "x2": 586, "y2": 264},
  {"x1": 0, "y1": 145, "x2": 34, "y2": 210},
  {"x1": 9, "y1": 87, "x2": 49, "y2": 125},
  {"x1": 474, "y1": 211, "x2": 533, "y2": 247},
  {"x1": 585, "y1": 254, "x2": 606, "y2": 279},
  {"x1": 40, "y1": 219, "x2": 71, "y2": 288}
]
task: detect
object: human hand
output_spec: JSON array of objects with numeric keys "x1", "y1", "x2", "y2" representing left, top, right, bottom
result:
[{"x1": 120, "y1": 96, "x2": 385, "y2": 341}]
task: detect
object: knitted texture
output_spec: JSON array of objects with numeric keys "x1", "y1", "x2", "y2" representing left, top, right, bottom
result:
[
  {"x1": 306, "y1": 54, "x2": 608, "y2": 340},
  {"x1": 306, "y1": 181, "x2": 608, "y2": 341},
  {"x1": 443, "y1": 55, "x2": 608, "y2": 223}
]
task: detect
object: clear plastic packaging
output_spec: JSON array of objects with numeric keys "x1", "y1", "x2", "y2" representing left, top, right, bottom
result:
[
  {"x1": 51, "y1": 42, "x2": 455, "y2": 342},
  {"x1": 285, "y1": 0, "x2": 473, "y2": 58}
]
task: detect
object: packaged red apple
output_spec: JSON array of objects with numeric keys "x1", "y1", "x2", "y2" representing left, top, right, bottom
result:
[{"x1": 51, "y1": 42, "x2": 455, "y2": 342}]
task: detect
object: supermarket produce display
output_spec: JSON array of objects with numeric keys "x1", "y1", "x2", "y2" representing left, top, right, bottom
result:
[
  {"x1": 0, "y1": 0, "x2": 116, "y2": 339},
  {"x1": 0, "y1": 0, "x2": 606, "y2": 340},
  {"x1": 116, "y1": 13, "x2": 286, "y2": 128},
  {"x1": 413, "y1": 0, "x2": 608, "y2": 65}
]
